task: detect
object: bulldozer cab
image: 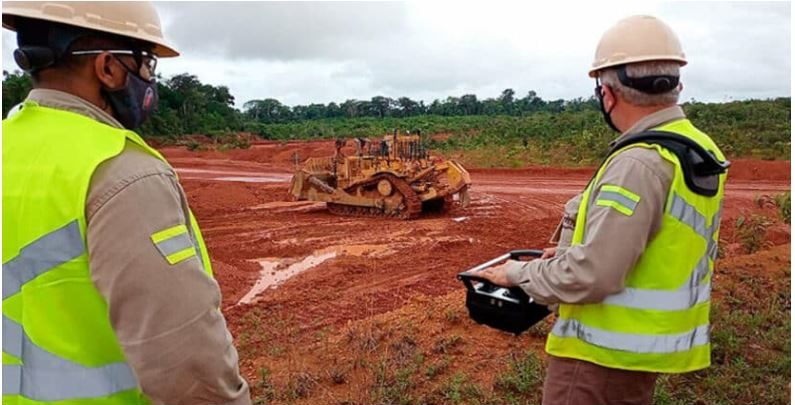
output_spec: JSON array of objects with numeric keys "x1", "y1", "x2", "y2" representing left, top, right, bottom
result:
[{"x1": 380, "y1": 130, "x2": 427, "y2": 161}]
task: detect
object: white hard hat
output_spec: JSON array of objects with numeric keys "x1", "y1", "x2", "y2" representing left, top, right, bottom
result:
[
  {"x1": 3, "y1": 1, "x2": 178, "y2": 57},
  {"x1": 589, "y1": 15, "x2": 686, "y2": 78}
]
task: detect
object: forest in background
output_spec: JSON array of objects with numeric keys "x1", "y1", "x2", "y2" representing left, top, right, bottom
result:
[{"x1": 3, "y1": 70, "x2": 790, "y2": 164}]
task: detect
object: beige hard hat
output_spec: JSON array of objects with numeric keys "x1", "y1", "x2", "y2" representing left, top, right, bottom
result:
[
  {"x1": 589, "y1": 15, "x2": 686, "y2": 78},
  {"x1": 2, "y1": 1, "x2": 178, "y2": 57}
]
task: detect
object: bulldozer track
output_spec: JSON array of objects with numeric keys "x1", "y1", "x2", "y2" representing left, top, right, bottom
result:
[{"x1": 328, "y1": 174, "x2": 422, "y2": 219}]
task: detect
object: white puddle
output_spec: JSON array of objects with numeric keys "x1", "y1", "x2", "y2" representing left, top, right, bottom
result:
[
  {"x1": 237, "y1": 251, "x2": 337, "y2": 305},
  {"x1": 236, "y1": 243, "x2": 407, "y2": 305}
]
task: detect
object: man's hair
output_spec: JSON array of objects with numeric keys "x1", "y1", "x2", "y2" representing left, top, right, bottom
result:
[{"x1": 600, "y1": 61, "x2": 681, "y2": 107}]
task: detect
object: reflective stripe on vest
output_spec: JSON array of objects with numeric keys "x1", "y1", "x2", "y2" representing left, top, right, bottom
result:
[
  {"x1": 552, "y1": 318, "x2": 710, "y2": 354},
  {"x1": 2, "y1": 222, "x2": 138, "y2": 400},
  {"x1": 594, "y1": 192, "x2": 722, "y2": 312},
  {"x1": 3, "y1": 221, "x2": 84, "y2": 300},
  {"x1": 3, "y1": 317, "x2": 138, "y2": 400}
]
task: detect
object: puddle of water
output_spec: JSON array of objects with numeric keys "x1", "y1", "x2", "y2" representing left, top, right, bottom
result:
[{"x1": 238, "y1": 251, "x2": 337, "y2": 305}]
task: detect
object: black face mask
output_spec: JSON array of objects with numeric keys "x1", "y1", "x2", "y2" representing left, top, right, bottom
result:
[
  {"x1": 594, "y1": 79, "x2": 620, "y2": 133},
  {"x1": 105, "y1": 65, "x2": 158, "y2": 130}
]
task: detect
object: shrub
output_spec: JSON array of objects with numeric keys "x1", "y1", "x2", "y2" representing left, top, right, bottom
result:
[{"x1": 734, "y1": 215, "x2": 772, "y2": 253}]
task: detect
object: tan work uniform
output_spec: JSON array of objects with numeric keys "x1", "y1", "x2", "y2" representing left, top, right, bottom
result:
[
  {"x1": 25, "y1": 90, "x2": 251, "y2": 405},
  {"x1": 504, "y1": 106, "x2": 686, "y2": 405},
  {"x1": 505, "y1": 106, "x2": 685, "y2": 304}
]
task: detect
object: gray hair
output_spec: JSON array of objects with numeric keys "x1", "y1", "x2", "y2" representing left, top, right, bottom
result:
[{"x1": 599, "y1": 61, "x2": 681, "y2": 107}]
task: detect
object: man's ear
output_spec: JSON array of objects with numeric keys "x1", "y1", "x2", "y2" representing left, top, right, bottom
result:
[
  {"x1": 677, "y1": 82, "x2": 684, "y2": 92},
  {"x1": 602, "y1": 84, "x2": 617, "y2": 111},
  {"x1": 94, "y1": 52, "x2": 126, "y2": 90}
]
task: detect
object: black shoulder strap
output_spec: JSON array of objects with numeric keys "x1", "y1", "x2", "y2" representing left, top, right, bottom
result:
[{"x1": 598, "y1": 130, "x2": 730, "y2": 197}]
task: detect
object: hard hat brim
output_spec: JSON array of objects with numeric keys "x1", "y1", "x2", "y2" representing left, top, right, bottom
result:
[
  {"x1": 2, "y1": 8, "x2": 179, "y2": 58},
  {"x1": 588, "y1": 55, "x2": 687, "y2": 78}
]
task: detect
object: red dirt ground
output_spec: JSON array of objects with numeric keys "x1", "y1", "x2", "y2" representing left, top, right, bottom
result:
[{"x1": 159, "y1": 140, "x2": 791, "y2": 404}]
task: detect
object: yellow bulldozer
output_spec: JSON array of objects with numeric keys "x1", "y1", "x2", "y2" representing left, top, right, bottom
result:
[{"x1": 289, "y1": 130, "x2": 471, "y2": 219}]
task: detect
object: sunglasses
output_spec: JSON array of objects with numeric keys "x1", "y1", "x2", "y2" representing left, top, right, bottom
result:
[{"x1": 70, "y1": 49, "x2": 158, "y2": 81}]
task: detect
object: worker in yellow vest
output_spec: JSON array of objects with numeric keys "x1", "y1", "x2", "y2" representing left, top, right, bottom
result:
[
  {"x1": 2, "y1": 2, "x2": 250, "y2": 404},
  {"x1": 478, "y1": 15, "x2": 728, "y2": 405}
]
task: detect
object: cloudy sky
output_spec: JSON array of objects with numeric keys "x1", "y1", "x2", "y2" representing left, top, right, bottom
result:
[{"x1": 2, "y1": 1, "x2": 791, "y2": 108}]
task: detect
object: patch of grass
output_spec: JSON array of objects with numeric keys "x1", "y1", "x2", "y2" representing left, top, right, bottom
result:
[
  {"x1": 368, "y1": 331, "x2": 423, "y2": 405},
  {"x1": 370, "y1": 359, "x2": 417, "y2": 405},
  {"x1": 424, "y1": 357, "x2": 450, "y2": 379},
  {"x1": 236, "y1": 308, "x2": 268, "y2": 359},
  {"x1": 347, "y1": 320, "x2": 388, "y2": 354},
  {"x1": 436, "y1": 373, "x2": 486, "y2": 405},
  {"x1": 252, "y1": 367, "x2": 275, "y2": 405},
  {"x1": 493, "y1": 350, "x2": 544, "y2": 405},
  {"x1": 654, "y1": 256, "x2": 790, "y2": 405},
  {"x1": 653, "y1": 375, "x2": 695, "y2": 405},
  {"x1": 734, "y1": 214, "x2": 772, "y2": 253},
  {"x1": 774, "y1": 191, "x2": 790, "y2": 224}
]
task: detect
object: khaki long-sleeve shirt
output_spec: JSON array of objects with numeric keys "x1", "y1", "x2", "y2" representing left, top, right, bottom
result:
[
  {"x1": 505, "y1": 106, "x2": 686, "y2": 305},
  {"x1": 26, "y1": 89, "x2": 251, "y2": 405}
]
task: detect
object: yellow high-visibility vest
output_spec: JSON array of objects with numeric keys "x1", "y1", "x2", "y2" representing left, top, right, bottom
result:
[
  {"x1": 3, "y1": 101, "x2": 213, "y2": 404},
  {"x1": 546, "y1": 118, "x2": 727, "y2": 373}
]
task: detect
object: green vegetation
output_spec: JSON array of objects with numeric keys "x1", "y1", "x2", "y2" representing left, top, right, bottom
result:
[
  {"x1": 775, "y1": 191, "x2": 791, "y2": 224},
  {"x1": 436, "y1": 373, "x2": 486, "y2": 404},
  {"x1": 252, "y1": 367, "x2": 276, "y2": 405},
  {"x1": 370, "y1": 334, "x2": 424, "y2": 405},
  {"x1": 2, "y1": 70, "x2": 32, "y2": 117},
  {"x1": 493, "y1": 350, "x2": 545, "y2": 405},
  {"x1": 655, "y1": 252, "x2": 790, "y2": 405},
  {"x1": 247, "y1": 99, "x2": 791, "y2": 165},
  {"x1": 734, "y1": 215, "x2": 773, "y2": 254},
  {"x1": 3, "y1": 70, "x2": 790, "y2": 163}
]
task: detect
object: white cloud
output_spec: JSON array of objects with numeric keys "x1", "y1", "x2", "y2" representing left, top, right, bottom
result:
[{"x1": 2, "y1": 1, "x2": 790, "y2": 107}]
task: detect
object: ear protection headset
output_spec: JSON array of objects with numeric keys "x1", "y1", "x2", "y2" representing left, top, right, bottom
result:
[
  {"x1": 13, "y1": 17, "x2": 90, "y2": 73},
  {"x1": 13, "y1": 46, "x2": 56, "y2": 72}
]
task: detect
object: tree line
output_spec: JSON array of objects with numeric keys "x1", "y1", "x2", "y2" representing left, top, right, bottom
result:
[
  {"x1": 242, "y1": 89, "x2": 597, "y2": 124},
  {"x1": 2, "y1": 70, "x2": 790, "y2": 163},
  {"x1": 3, "y1": 70, "x2": 598, "y2": 135}
]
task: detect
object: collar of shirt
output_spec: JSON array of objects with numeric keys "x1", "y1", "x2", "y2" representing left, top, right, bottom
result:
[
  {"x1": 26, "y1": 89, "x2": 124, "y2": 129},
  {"x1": 608, "y1": 105, "x2": 686, "y2": 148}
]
